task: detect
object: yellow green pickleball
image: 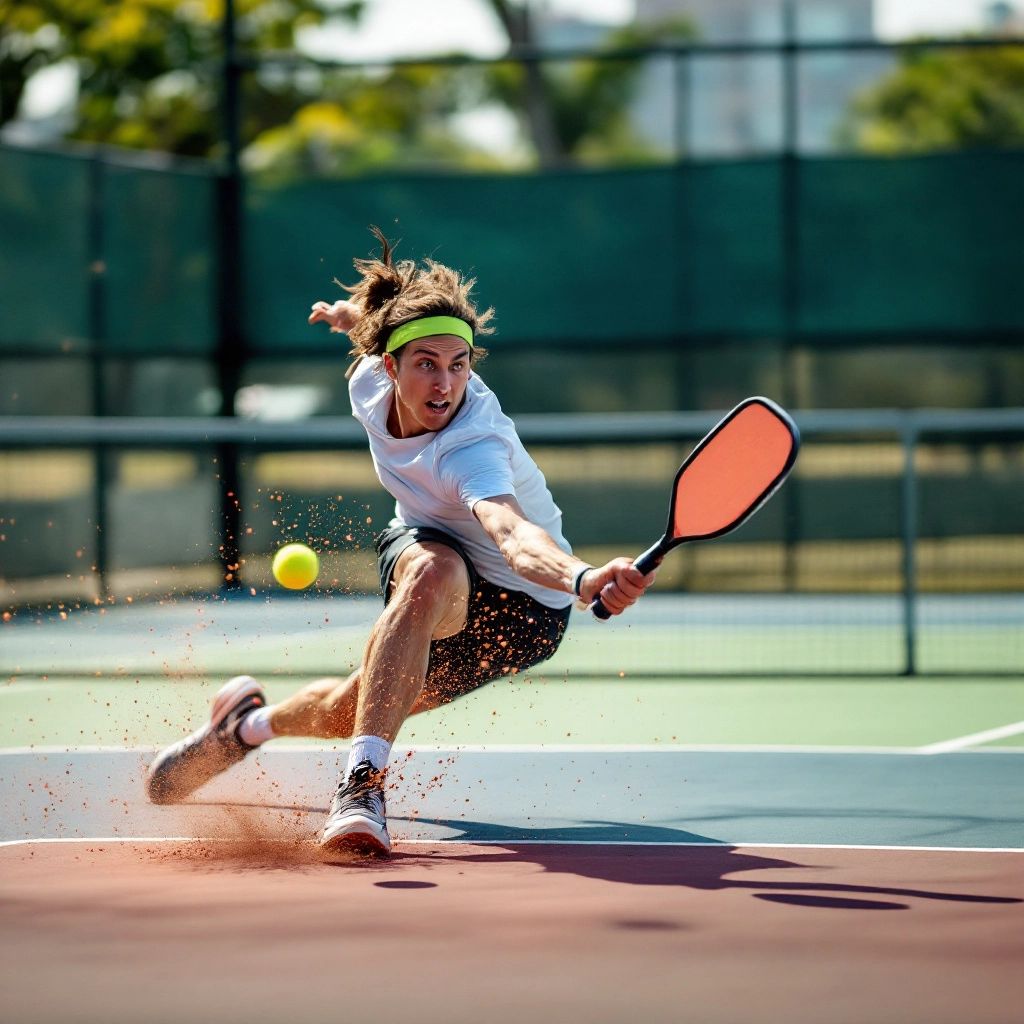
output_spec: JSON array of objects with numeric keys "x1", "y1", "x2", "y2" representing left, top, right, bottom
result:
[{"x1": 272, "y1": 543, "x2": 319, "y2": 590}]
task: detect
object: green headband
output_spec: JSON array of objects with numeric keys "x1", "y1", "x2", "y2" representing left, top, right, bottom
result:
[{"x1": 385, "y1": 315, "x2": 474, "y2": 354}]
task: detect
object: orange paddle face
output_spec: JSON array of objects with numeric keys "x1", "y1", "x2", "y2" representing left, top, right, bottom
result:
[
  {"x1": 669, "y1": 400, "x2": 798, "y2": 542},
  {"x1": 590, "y1": 397, "x2": 798, "y2": 619}
]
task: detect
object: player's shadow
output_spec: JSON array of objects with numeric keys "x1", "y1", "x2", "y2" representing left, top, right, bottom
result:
[{"x1": 401, "y1": 817, "x2": 1022, "y2": 912}]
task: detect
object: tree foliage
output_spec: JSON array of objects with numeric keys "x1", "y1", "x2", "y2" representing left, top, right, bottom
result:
[
  {"x1": 246, "y1": 13, "x2": 696, "y2": 176},
  {"x1": 2, "y1": 0, "x2": 693, "y2": 173},
  {"x1": 840, "y1": 44, "x2": 1024, "y2": 153},
  {"x1": 243, "y1": 64, "x2": 507, "y2": 181},
  {"x1": 0, "y1": 0, "x2": 362, "y2": 153}
]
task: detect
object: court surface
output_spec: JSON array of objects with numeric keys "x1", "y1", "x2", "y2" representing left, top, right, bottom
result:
[{"x1": 2, "y1": 593, "x2": 1023, "y2": 1023}]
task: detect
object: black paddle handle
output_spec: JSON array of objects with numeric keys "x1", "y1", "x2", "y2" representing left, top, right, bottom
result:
[{"x1": 590, "y1": 540, "x2": 668, "y2": 620}]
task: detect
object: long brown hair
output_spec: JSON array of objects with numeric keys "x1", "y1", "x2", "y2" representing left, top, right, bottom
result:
[{"x1": 341, "y1": 226, "x2": 494, "y2": 378}]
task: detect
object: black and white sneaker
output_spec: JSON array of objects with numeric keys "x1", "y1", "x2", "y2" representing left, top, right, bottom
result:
[
  {"x1": 145, "y1": 675, "x2": 265, "y2": 804},
  {"x1": 319, "y1": 760, "x2": 391, "y2": 858}
]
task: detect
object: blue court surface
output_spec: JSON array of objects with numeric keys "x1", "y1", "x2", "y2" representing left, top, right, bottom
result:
[{"x1": 3, "y1": 746, "x2": 1022, "y2": 851}]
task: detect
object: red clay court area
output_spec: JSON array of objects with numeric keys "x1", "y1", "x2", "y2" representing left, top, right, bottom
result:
[{"x1": 1, "y1": 745, "x2": 1022, "y2": 1023}]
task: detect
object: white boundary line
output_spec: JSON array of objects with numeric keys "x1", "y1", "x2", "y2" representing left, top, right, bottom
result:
[
  {"x1": 1, "y1": 836, "x2": 1021, "y2": 854},
  {"x1": 918, "y1": 720, "x2": 1024, "y2": 755},
  {"x1": 2, "y1": 742, "x2": 1024, "y2": 757}
]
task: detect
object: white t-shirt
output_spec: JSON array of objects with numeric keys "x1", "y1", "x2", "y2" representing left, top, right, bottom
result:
[{"x1": 349, "y1": 355, "x2": 573, "y2": 610}]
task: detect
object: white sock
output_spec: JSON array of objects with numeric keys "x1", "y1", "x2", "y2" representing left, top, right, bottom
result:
[
  {"x1": 346, "y1": 735, "x2": 392, "y2": 779},
  {"x1": 237, "y1": 705, "x2": 276, "y2": 747}
]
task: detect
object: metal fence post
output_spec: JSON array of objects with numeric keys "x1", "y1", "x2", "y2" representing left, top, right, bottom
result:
[
  {"x1": 673, "y1": 49, "x2": 691, "y2": 160},
  {"x1": 216, "y1": 0, "x2": 244, "y2": 593},
  {"x1": 780, "y1": 0, "x2": 802, "y2": 591},
  {"x1": 901, "y1": 419, "x2": 919, "y2": 676},
  {"x1": 87, "y1": 152, "x2": 110, "y2": 602}
]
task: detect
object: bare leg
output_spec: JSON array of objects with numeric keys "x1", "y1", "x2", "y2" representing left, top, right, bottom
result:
[
  {"x1": 264, "y1": 542, "x2": 469, "y2": 741},
  {"x1": 269, "y1": 672, "x2": 360, "y2": 740},
  {"x1": 355, "y1": 542, "x2": 469, "y2": 742}
]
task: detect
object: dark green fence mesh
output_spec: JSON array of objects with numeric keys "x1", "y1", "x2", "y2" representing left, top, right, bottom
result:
[
  {"x1": 0, "y1": 147, "x2": 218, "y2": 358},
  {"x1": 244, "y1": 168, "x2": 683, "y2": 351},
  {"x1": 102, "y1": 161, "x2": 218, "y2": 355},
  {"x1": 3, "y1": 146, "x2": 1022, "y2": 357},
  {"x1": 799, "y1": 153, "x2": 1024, "y2": 334},
  {"x1": 243, "y1": 152, "x2": 1024, "y2": 351},
  {"x1": 0, "y1": 147, "x2": 91, "y2": 353},
  {"x1": 243, "y1": 162, "x2": 786, "y2": 349},
  {"x1": 678, "y1": 159, "x2": 785, "y2": 335}
]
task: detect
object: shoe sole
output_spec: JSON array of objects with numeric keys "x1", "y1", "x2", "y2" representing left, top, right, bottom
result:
[{"x1": 320, "y1": 819, "x2": 391, "y2": 860}]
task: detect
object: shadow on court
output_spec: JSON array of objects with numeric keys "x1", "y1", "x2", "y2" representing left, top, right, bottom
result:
[{"x1": 403, "y1": 818, "x2": 1023, "y2": 912}]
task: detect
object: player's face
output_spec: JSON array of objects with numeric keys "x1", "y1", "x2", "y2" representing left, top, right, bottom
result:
[{"x1": 385, "y1": 335, "x2": 472, "y2": 437}]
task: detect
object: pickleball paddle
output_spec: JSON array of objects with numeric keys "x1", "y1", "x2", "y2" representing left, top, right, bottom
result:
[{"x1": 591, "y1": 396, "x2": 800, "y2": 620}]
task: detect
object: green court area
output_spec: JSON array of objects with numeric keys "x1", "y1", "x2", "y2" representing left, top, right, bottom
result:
[
  {"x1": 2, "y1": 594, "x2": 1021, "y2": 751},
  {"x1": 2, "y1": 674, "x2": 1021, "y2": 751}
]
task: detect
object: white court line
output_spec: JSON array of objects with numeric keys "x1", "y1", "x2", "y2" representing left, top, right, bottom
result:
[
  {"x1": 918, "y1": 720, "x2": 1024, "y2": 755},
  {"x1": 1, "y1": 836, "x2": 1021, "y2": 854}
]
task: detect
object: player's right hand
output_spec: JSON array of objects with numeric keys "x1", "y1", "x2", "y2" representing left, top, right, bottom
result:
[
  {"x1": 308, "y1": 299, "x2": 360, "y2": 334},
  {"x1": 580, "y1": 557, "x2": 655, "y2": 616}
]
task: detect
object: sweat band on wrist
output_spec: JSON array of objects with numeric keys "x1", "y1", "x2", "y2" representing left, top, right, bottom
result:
[
  {"x1": 572, "y1": 566, "x2": 594, "y2": 598},
  {"x1": 385, "y1": 316, "x2": 474, "y2": 353}
]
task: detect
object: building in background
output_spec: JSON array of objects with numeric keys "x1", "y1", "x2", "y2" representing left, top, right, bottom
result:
[
  {"x1": 983, "y1": 0, "x2": 1024, "y2": 31},
  {"x1": 533, "y1": 13, "x2": 609, "y2": 49},
  {"x1": 634, "y1": 0, "x2": 879, "y2": 154}
]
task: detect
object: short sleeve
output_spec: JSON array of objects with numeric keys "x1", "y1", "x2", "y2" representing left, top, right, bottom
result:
[{"x1": 439, "y1": 437, "x2": 516, "y2": 510}]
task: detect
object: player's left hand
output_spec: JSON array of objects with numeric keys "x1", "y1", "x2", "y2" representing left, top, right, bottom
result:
[
  {"x1": 580, "y1": 558, "x2": 655, "y2": 616},
  {"x1": 308, "y1": 299, "x2": 360, "y2": 334}
]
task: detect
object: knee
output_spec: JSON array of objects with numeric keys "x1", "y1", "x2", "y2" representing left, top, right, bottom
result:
[{"x1": 396, "y1": 546, "x2": 468, "y2": 610}]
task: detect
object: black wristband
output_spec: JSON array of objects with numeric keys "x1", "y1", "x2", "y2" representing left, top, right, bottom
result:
[{"x1": 572, "y1": 565, "x2": 593, "y2": 598}]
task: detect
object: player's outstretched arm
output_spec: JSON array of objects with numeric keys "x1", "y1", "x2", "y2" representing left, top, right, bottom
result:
[
  {"x1": 474, "y1": 494, "x2": 654, "y2": 616},
  {"x1": 308, "y1": 299, "x2": 360, "y2": 334}
]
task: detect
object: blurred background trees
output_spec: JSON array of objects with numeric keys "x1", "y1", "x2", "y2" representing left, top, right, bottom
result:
[
  {"x1": 1, "y1": 0, "x2": 692, "y2": 173},
  {"x1": 4, "y1": 2, "x2": 1024, "y2": 170},
  {"x1": 0, "y1": 0, "x2": 362, "y2": 155},
  {"x1": 839, "y1": 44, "x2": 1024, "y2": 152}
]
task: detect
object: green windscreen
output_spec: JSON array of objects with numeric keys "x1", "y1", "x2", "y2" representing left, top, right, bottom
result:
[
  {"x1": 243, "y1": 163, "x2": 788, "y2": 352},
  {"x1": 799, "y1": 153, "x2": 1024, "y2": 334},
  {"x1": 0, "y1": 147, "x2": 91, "y2": 354},
  {"x1": 2, "y1": 147, "x2": 1023, "y2": 356},
  {"x1": 102, "y1": 161, "x2": 218, "y2": 355},
  {"x1": 244, "y1": 167, "x2": 676, "y2": 351},
  {"x1": 244, "y1": 152, "x2": 1024, "y2": 351},
  {"x1": 676, "y1": 159, "x2": 784, "y2": 334}
]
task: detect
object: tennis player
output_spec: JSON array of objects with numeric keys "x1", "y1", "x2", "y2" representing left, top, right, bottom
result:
[{"x1": 146, "y1": 228, "x2": 655, "y2": 857}]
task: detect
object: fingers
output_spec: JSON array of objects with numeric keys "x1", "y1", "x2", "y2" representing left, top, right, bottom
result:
[
  {"x1": 597, "y1": 583, "x2": 638, "y2": 613},
  {"x1": 616, "y1": 565, "x2": 654, "y2": 597},
  {"x1": 586, "y1": 559, "x2": 656, "y2": 616},
  {"x1": 307, "y1": 301, "x2": 332, "y2": 326},
  {"x1": 309, "y1": 299, "x2": 359, "y2": 334}
]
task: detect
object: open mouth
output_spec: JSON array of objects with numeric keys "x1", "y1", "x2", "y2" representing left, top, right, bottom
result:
[{"x1": 425, "y1": 400, "x2": 450, "y2": 414}]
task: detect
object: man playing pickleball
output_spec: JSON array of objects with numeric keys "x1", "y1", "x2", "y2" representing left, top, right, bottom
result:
[{"x1": 146, "y1": 228, "x2": 654, "y2": 857}]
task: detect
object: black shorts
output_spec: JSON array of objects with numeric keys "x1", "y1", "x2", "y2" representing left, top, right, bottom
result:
[{"x1": 374, "y1": 522, "x2": 571, "y2": 705}]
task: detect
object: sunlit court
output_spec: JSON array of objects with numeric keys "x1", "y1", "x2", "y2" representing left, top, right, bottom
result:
[{"x1": 2, "y1": 0, "x2": 1024, "y2": 1022}]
